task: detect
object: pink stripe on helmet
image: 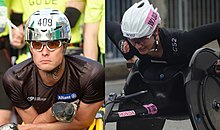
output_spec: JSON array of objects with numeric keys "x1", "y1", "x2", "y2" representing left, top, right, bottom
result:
[{"x1": 145, "y1": 9, "x2": 159, "y2": 29}]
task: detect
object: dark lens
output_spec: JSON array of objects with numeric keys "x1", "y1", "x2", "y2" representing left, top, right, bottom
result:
[
  {"x1": 31, "y1": 41, "x2": 43, "y2": 49},
  {"x1": 47, "y1": 41, "x2": 61, "y2": 49},
  {"x1": 135, "y1": 39, "x2": 142, "y2": 44}
]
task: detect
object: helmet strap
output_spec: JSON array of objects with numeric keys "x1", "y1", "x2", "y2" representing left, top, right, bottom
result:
[{"x1": 63, "y1": 42, "x2": 68, "y2": 54}]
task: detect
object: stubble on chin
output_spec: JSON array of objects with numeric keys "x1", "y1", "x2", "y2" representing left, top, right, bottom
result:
[{"x1": 37, "y1": 63, "x2": 53, "y2": 72}]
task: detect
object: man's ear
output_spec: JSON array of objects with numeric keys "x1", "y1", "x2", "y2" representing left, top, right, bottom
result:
[
  {"x1": 63, "y1": 43, "x2": 68, "y2": 54},
  {"x1": 28, "y1": 46, "x2": 33, "y2": 57},
  {"x1": 28, "y1": 45, "x2": 33, "y2": 53}
]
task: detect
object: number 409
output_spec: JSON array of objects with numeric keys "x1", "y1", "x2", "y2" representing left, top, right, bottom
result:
[{"x1": 38, "y1": 18, "x2": 52, "y2": 26}]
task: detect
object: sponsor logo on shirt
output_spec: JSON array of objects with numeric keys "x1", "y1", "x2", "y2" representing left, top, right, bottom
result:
[
  {"x1": 57, "y1": 93, "x2": 77, "y2": 101},
  {"x1": 171, "y1": 37, "x2": 178, "y2": 55},
  {"x1": 27, "y1": 96, "x2": 47, "y2": 102}
]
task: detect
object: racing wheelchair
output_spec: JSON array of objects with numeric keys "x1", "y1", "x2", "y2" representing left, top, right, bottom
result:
[{"x1": 105, "y1": 48, "x2": 220, "y2": 130}]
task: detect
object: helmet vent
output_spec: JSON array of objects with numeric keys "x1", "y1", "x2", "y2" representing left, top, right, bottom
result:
[
  {"x1": 34, "y1": 11, "x2": 40, "y2": 15},
  {"x1": 54, "y1": 26, "x2": 62, "y2": 30},
  {"x1": 50, "y1": 9, "x2": 59, "y2": 15},
  {"x1": 52, "y1": 9, "x2": 59, "y2": 12},
  {"x1": 50, "y1": 12, "x2": 58, "y2": 15},
  {"x1": 28, "y1": 27, "x2": 34, "y2": 31},
  {"x1": 41, "y1": 29, "x2": 47, "y2": 32},
  {"x1": 137, "y1": 2, "x2": 144, "y2": 8},
  {"x1": 34, "y1": 10, "x2": 40, "y2": 15}
]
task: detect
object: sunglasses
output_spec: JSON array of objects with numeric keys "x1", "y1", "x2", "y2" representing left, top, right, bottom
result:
[
  {"x1": 29, "y1": 40, "x2": 63, "y2": 52},
  {"x1": 127, "y1": 34, "x2": 152, "y2": 46}
]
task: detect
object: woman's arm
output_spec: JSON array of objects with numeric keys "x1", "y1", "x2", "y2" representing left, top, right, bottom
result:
[
  {"x1": 179, "y1": 22, "x2": 220, "y2": 53},
  {"x1": 106, "y1": 21, "x2": 136, "y2": 60}
]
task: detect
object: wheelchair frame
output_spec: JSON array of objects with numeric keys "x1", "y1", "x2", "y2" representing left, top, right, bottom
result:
[{"x1": 104, "y1": 48, "x2": 220, "y2": 130}]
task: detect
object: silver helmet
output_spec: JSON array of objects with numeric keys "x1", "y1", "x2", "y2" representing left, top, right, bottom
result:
[{"x1": 25, "y1": 8, "x2": 71, "y2": 42}]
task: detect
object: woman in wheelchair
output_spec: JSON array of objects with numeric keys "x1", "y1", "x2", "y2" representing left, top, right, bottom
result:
[{"x1": 106, "y1": 0, "x2": 220, "y2": 130}]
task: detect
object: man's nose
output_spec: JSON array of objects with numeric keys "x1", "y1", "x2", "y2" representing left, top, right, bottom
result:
[{"x1": 41, "y1": 45, "x2": 50, "y2": 55}]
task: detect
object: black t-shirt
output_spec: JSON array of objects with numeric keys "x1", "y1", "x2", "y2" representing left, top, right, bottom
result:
[
  {"x1": 107, "y1": 21, "x2": 220, "y2": 65},
  {"x1": 3, "y1": 55, "x2": 104, "y2": 114}
]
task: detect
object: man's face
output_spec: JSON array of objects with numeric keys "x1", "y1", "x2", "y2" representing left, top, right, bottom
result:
[{"x1": 29, "y1": 41, "x2": 65, "y2": 72}]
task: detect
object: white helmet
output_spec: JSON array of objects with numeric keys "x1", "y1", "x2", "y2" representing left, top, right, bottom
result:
[
  {"x1": 121, "y1": 0, "x2": 161, "y2": 39},
  {"x1": 25, "y1": 8, "x2": 71, "y2": 42}
]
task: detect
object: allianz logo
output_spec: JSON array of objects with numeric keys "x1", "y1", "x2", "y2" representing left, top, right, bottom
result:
[
  {"x1": 57, "y1": 93, "x2": 77, "y2": 100},
  {"x1": 58, "y1": 95, "x2": 71, "y2": 100}
]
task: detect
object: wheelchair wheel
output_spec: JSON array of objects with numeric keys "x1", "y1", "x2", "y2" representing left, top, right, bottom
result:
[
  {"x1": 202, "y1": 76, "x2": 220, "y2": 130},
  {"x1": 186, "y1": 76, "x2": 220, "y2": 130},
  {"x1": 186, "y1": 48, "x2": 220, "y2": 130}
]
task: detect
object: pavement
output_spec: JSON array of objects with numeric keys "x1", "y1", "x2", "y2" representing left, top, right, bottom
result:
[{"x1": 105, "y1": 60, "x2": 129, "y2": 81}]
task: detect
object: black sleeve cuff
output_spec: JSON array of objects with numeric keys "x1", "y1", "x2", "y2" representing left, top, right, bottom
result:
[
  {"x1": 64, "y1": 7, "x2": 81, "y2": 28},
  {"x1": 10, "y1": 12, "x2": 23, "y2": 26}
]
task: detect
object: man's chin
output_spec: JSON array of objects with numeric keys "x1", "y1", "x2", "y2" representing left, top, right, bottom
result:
[
  {"x1": 38, "y1": 66, "x2": 54, "y2": 72},
  {"x1": 39, "y1": 68, "x2": 53, "y2": 72}
]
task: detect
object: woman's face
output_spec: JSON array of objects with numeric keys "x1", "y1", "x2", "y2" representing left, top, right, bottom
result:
[{"x1": 128, "y1": 35, "x2": 155, "y2": 55}]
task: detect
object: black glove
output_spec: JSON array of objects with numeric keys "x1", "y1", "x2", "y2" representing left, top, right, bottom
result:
[
  {"x1": 52, "y1": 101, "x2": 78, "y2": 122},
  {"x1": 208, "y1": 59, "x2": 220, "y2": 77},
  {"x1": 215, "y1": 60, "x2": 220, "y2": 74},
  {"x1": 0, "y1": 123, "x2": 18, "y2": 130}
]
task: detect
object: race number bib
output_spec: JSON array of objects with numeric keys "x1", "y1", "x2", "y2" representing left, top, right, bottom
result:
[
  {"x1": 0, "y1": 5, "x2": 7, "y2": 33},
  {"x1": 34, "y1": 16, "x2": 56, "y2": 30}
]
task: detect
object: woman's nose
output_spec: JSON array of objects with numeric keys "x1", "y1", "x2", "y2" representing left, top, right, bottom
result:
[{"x1": 135, "y1": 42, "x2": 144, "y2": 49}]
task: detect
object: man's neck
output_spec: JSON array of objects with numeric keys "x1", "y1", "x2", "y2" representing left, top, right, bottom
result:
[{"x1": 38, "y1": 59, "x2": 65, "y2": 86}]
